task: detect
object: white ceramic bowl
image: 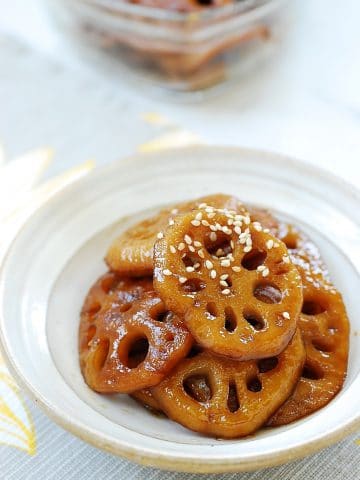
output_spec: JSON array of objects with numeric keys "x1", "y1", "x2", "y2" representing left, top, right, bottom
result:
[{"x1": 0, "y1": 146, "x2": 359, "y2": 473}]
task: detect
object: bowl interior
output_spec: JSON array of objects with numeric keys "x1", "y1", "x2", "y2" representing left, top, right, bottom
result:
[{"x1": 1, "y1": 147, "x2": 359, "y2": 471}]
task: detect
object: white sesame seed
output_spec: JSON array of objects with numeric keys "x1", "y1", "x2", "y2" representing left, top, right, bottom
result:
[
  {"x1": 205, "y1": 206, "x2": 214, "y2": 213},
  {"x1": 283, "y1": 255, "x2": 290, "y2": 263},
  {"x1": 198, "y1": 203, "x2": 207, "y2": 209},
  {"x1": 215, "y1": 223, "x2": 222, "y2": 231},
  {"x1": 262, "y1": 267, "x2": 270, "y2": 277},
  {"x1": 195, "y1": 212, "x2": 203, "y2": 221},
  {"x1": 227, "y1": 219, "x2": 234, "y2": 226},
  {"x1": 178, "y1": 242, "x2": 185, "y2": 251},
  {"x1": 243, "y1": 245, "x2": 252, "y2": 253},
  {"x1": 171, "y1": 208, "x2": 179, "y2": 215},
  {"x1": 220, "y1": 280, "x2": 228, "y2": 287},
  {"x1": 194, "y1": 241, "x2": 202, "y2": 247},
  {"x1": 198, "y1": 249, "x2": 205, "y2": 259},
  {"x1": 221, "y1": 289, "x2": 231, "y2": 295},
  {"x1": 216, "y1": 248, "x2": 224, "y2": 256},
  {"x1": 194, "y1": 263, "x2": 200, "y2": 269},
  {"x1": 221, "y1": 259, "x2": 231, "y2": 267},
  {"x1": 230, "y1": 240, "x2": 234, "y2": 249},
  {"x1": 157, "y1": 232, "x2": 164, "y2": 239},
  {"x1": 274, "y1": 242, "x2": 280, "y2": 248},
  {"x1": 239, "y1": 237, "x2": 246, "y2": 245},
  {"x1": 163, "y1": 269, "x2": 172, "y2": 276},
  {"x1": 184, "y1": 235, "x2": 192, "y2": 245},
  {"x1": 233, "y1": 220, "x2": 242, "y2": 227},
  {"x1": 282, "y1": 311, "x2": 290, "y2": 320},
  {"x1": 189, "y1": 245, "x2": 195, "y2": 252},
  {"x1": 205, "y1": 260, "x2": 213, "y2": 270},
  {"x1": 266, "y1": 239, "x2": 274, "y2": 249},
  {"x1": 210, "y1": 270, "x2": 217, "y2": 279},
  {"x1": 253, "y1": 222, "x2": 262, "y2": 232},
  {"x1": 179, "y1": 277, "x2": 187, "y2": 284},
  {"x1": 186, "y1": 266, "x2": 195, "y2": 273},
  {"x1": 232, "y1": 266, "x2": 241, "y2": 272},
  {"x1": 244, "y1": 216, "x2": 251, "y2": 225},
  {"x1": 207, "y1": 212, "x2": 216, "y2": 219},
  {"x1": 191, "y1": 220, "x2": 201, "y2": 227},
  {"x1": 210, "y1": 225, "x2": 217, "y2": 232},
  {"x1": 220, "y1": 274, "x2": 229, "y2": 280},
  {"x1": 168, "y1": 219, "x2": 175, "y2": 226},
  {"x1": 170, "y1": 246, "x2": 177, "y2": 253},
  {"x1": 210, "y1": 232, "x2": 217, "y2": 242},
  {"x1": 257, "y1": 265, "x2": 266, "y2": 272},
  {"x1": 246, "y1": 237, "x2": 252, "y2": 246},
  {"x1": 263, "y1": 228, "x2": 270, "y2": 233},
  {"x1": 234, "y1": 226, "x2": 242, "y2": 235},
  {"x1": 201, "y1": 220, "x2": 210, "y2": 227}
]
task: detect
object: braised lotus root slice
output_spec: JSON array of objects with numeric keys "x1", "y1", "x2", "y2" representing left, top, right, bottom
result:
[
  {"x1": 131, "y1": 389, "x2": 163, "y2": 413},
  {"x1": 268, "y1": 273, "x2": 349, "y2": 425},
  {"x1": 79, "y1": 272, "x2": 153, "y2": 367},
  {"x1": 152, "y1": 329, "x2": 305, "y2": 438},
  {"x1": 105, "y1": 193, "x2": 244, "y2": 276},
  {"x1": 154, "y1": 207, "x2": 303, "y2": 360},
  {"x1": 82, "y1": 291, "x2": 192, "y2": 393}
]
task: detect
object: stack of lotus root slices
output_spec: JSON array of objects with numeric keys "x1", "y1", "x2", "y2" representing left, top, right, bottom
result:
[{"x1": 79, "y1": 194, "x2": 349, "y2": 438}]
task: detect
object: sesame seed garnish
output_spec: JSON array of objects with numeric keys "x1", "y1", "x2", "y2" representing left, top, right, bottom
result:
[
  {"x1": 220, "y1": 280, "x2": 228, "y2": 287},
  {"x1": 216, "y1": 248, "x2": 224, "y2": 256},
  {"x1": 274, "y1": 242, "x2": 280, "y2": 248},
  {"x1": 257, "y1": 265, "x2": 266, "y2": 272},
  {"x1": 186, "y1": 266, "x2": 195, "y2": 273},
  {"x1": 262, "y1": 267, "x2": 270, "y2": 277},
  {"x1": 227, "y1": 219, "x2": 233, "y2": 226},
  {"x1": 283, "y1": 255, "x2": 290, "y2": 263},
  {"x1": 244, "y1": 216, "x2": 251, "y2": 225},
  {"x1": 198, "y1": 249, "x2": 205, "y2": 259},
  {"x1": 170, "y1": 246, "x2": 177, "y2": 253},
  {"x1": 234, "y1": 226, "x2": 242, "y2": 235},
  {"x1": 163, "y1": 269, "x2": 172, "y2": 276},
  {"x1": 179, "y1": 277, "x2": 187, "y2": 283},
  {"x1": 191, "y1": 220, "x2": 201, "y2": 227},
  {"x1": 168, "y1": 219, "x2": 175, "y2": 226},
  {"x1": 207, "y1": 212, "x2": 216, "y2": 219},
  {"x1": 189, "y1": 245, "x2": 195, "y2": 252},
  {"x1": 243, "y1": 245, "x2": 252, "y2": 253},
  {"x1": 171, "y1": 208, "x2": 179, "y2": 214},
  {"x1": 282, "y1": 311, "x2": 290, "y2": 320},
  {"x1": 209, "y1": 225, "x2": 217, "y2": 232},
  {"x1": 193, "y1": 263, "x2": 200, "y2": 269},
  {"x1": 253, "y1": 222, "x2": 262, "y2": 232},
  {"x1": 157, "y1": 232, "x2": 164, "y2": 239},
  {"x1": 232, "y1": 266, "x2": 241, "y2": 272},
  {"x1": 263, "y1": 228, "x2": 270, "y2": 233},
  {"x1": 220, "y1": 274, "x2": 229, "y2": 280},
  {"x1": 178, "y1": 242, "x2": 185, "y2": 251},
  {"x1": 201, "y1": 220, "x2": 210, "y2": 227},
  {"x1": 198, "y1": 203, "x2": 207, "y2": 209},
  {"x1": 194, "y1": 240, "x2": 202, "y2": 248},
  {"x1": 205, "y1": 206, "x2": 215, "y2": 213},
  {"x1": 210, "y1": 232, "x2": 217, "y2": 242},
  {"x1": 266, "y1": 239, "x2": 274, "y2": 249},
  {"x1": 230, "y1": 240, "x2": 234, "y2": 249},
  {"x1": 205, "y1": 260, "x2": 214, "y2": 270},
  {"x1": 195, "y1": 212, "x2": 202, "y2": 221},
  {"x1": 184, "y1": 235, "x2": 192, "y2": 245},
  {"x1": 210, "y1": 270, "x2": 217, "y2": 279},
  {"x1": 221, "y1": 259, "x2": 231, "y2": 267},
  {"x1": 221, "y1": 289, "x2": 231, "y2": 295}
]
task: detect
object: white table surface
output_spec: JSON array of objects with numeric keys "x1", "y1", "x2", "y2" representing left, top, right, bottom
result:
[{"x1": 0, "y1": 1, "x2": 359, "y2": 479}]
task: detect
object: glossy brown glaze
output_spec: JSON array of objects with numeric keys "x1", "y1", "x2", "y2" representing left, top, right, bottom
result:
[
  {"x1": 80, "y1": 274, "x2": 192, "y2": 393},
  {"x1": 105, "y1": 194, "x2": 243, "y2": 277},
  {"x1": 131, "y1": 388, "x2": 163, "y2": 412},
  {"x1": 268, "y1": 226, "x2": 349, "y2": 425},
  {"x1": 154, "y1": 207, "x2": 302, "y2": 360},
  {"x1": 152, "y1": 330, "x2": 305, "y2": 438}
]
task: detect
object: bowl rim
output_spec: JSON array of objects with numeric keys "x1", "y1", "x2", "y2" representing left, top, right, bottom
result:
[
  {"x1": 59, "y1": 0, "x2": 284, "y2": 24},
  {"x1": 0, "y1": 145, "x2": 359, "y2": 473}
]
